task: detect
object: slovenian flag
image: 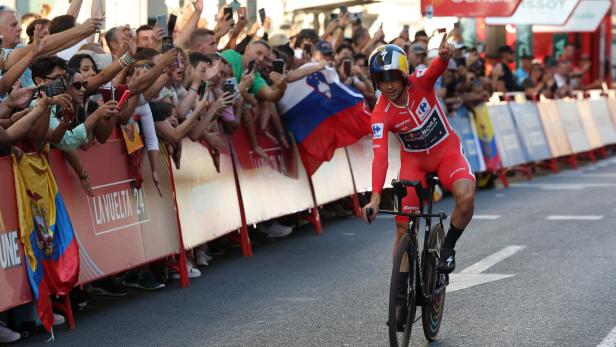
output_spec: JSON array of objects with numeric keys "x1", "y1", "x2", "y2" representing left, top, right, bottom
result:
[
  {"x1": 278, "y1": 65, "x2": 371, "y2": 176},
  {"x1": 13, "y1": 154, "x2": 79, "y2": 332}
]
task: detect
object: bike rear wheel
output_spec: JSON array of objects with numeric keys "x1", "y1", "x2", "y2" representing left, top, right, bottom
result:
[
  {"x1": 421, "y1": 223, "x2": 446, "y2": 342},
  {"x1": 389, "y1": 232, "x2": 418, "y2": 347}
]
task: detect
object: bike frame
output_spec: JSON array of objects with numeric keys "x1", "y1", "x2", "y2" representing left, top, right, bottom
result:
[{"x1": 379, "y1": 176, "x2": 447, "y2": 303}]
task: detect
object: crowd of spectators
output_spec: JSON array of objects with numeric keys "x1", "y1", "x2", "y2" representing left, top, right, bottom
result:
[{"x1": 0, "y1": 0, "x2": 608, "y2": 343}]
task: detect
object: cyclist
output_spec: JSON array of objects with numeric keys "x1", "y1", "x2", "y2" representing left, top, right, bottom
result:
[{"x1": 361, "y1": 33, "x2": 475, "y2": 275}]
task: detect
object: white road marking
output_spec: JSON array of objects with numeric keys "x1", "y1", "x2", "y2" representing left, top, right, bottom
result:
[
  {"x1": 511, "y1": 183, "x2": 616, "y2": 190},
  {"x1": 495, "y1": 194, "x2": 505, "y2": 197},
  {"x1": 546, "y1": 215, "x2": 604, "y2": 221},
  {"x1": 459, "y1": 246, "x2": 526, "y2": 274},
  {"x1": 473, "y1": 215, "x2": 501, "y2": 220},
  {"x1": 343, "y1": 233, "x2": 355, "y2": 236},
  {"x1": 376, "y1": 215, "x2": 394, "y2": 219},
  {"x1": 449, "y1": 246, "x2": 526, "y2": 293},
  {"x1": 597, "y1": 326, "x2": 616, "y2": 347}
]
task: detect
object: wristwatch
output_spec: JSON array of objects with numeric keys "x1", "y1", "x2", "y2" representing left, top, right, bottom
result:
[{"x1": 78, "y1": 169, "x2": 89, "y2": 180}]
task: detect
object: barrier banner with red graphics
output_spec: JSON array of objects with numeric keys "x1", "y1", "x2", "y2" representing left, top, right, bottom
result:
[
  {"x1": 230, "y1": 126, "x2": 313, "y2": 225},
  {"x1": 172, "y1": 140, "x2": 242, "y2": 249},
  {"x1": 346, "y1": 136, "x2": 403, "y2": 193},
  {"x1": 0, "y1": 157, "x2": 32, "y2": 312},
  {"x1": 311, "y1": 148, "x2": 355, "y2": 206},
  {"x1": 138, "y1": 149, "x2": 181, "y2": 261},
  {"x1": 422, "y1": 0, "x2": 521, "y2": 17},
  {"x1": 556, "y1": 100, "x2": 592, "y2": 154},
  {"x1": 48, "y1": 133, "x2": 180, "y2": 284},
  {"x1": 536, "y1": 100, "x2": 572, "y2": 157},
  {"x1": 576, "y1": 99, "x2": 605, "y2": 150}
]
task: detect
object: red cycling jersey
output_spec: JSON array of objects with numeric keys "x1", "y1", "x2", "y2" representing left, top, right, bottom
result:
[{"x1": 370, "y1": 57, "x2": 475, "y2": 220}]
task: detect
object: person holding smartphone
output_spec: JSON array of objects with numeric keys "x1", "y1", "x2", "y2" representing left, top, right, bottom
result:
[{"x1": 221, "y1": 40, "x2": 287, "y2": 103}]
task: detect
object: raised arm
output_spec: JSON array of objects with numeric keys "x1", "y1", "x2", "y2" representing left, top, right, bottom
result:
[
  {"x1": 67, "y1": 0, "x2": 84, "y2": 18},
  {"x1": 175, "y1": 0, "x2": 203, "y2": 49},
  {"x1": 255, "y1": 72, "x2": 287, "y2": 102}
]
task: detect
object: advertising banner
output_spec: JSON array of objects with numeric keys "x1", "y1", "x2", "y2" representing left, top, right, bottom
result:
[
  {"x1": 576, "y1": 99, "x2": 605, "y2": 150},
  {"x1": 556, "y1": 100, "x2": 592, "y2": 153},
  {"x1": 346, "y1": 136, "x2": 402, "y2": 193},
  {"x1": 487, "y1": 104, "x2": 528, "y2": 167},
  {"x1": 534, "y1": 0, "x2": 611, "y2": 33},
  {"x1": 508, "y1": 102, "x2": 552, "y2": 161},
  {"x1": 449, "y1": 107, "x2": 487, "y2": 172},
  {"x1": 586, "y1": 99, "x2": 616, "y2": 145},
  {"x1": 485, "y1": 0, "x2": 580, "y2": 25},
  {"x1": 536, "y1": 100, "x2": 572, "y2": 157},
  {"x1": 0, "y1": 158, "x2": 32, "y2": 312},
  {"x1": 473, "y1": 104, "x2": 502, "y2": 171},
  {"x1": 422, "y1": 0, "x2": 522, "y2": 17},
  {"x1": 172, "y1": 140, "x2": 243, "y2": 249},
  {"x1": 311, "y1": 148, "x2": 355, "y2": 206},
  {"x1": 230, "y1": 127, "x2": 313, "y2": 225}
]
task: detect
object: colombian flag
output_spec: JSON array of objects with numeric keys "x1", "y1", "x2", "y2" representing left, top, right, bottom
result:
[
  {"x1": 278, "y1": 65, "x2": 371, "y2": 176},
  {"x1": 12, "y1": 154, "x2": 79, "y2": 331}
]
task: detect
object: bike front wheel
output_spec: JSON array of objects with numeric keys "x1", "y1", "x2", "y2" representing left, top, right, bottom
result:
[
  {"x1": 421, "y1": 223, "x2": 446, "y2": 342},
  {"x1": 389, "y1": 232, "x2": 418, "y2": 347}
]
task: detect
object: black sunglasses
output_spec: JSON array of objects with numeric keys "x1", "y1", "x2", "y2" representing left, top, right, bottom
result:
[{"x1": 71, "y1": 81, "x2": 88, "y2": 90}]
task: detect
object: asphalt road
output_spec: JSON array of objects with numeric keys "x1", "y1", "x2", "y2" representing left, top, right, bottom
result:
[{"x1": 21, "y1": 155, "x2": 616, "y2": 346}]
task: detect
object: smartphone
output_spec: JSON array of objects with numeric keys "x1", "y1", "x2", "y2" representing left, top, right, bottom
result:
[
  {"x1": 45, "y1": 76, "x2": 68, "y2": 97},
  {"x1": 304, "y1": 43, "x2": 312, "y2": 55},
  {"x1": 330, "y1": 13, "x2": 338, "y2": 20},
  {"x1": 223, "y1": 7, "x2": 233, "y2": 21},
  {"x1": 162, "y1": 36, "x2": 174, "y2": 53},
  {"x1": 167, "y1": 14, "x2": 177, "y2": 36},
  {"x1": 111, "y1": 84, "x2": 116, "y2": 101},
  {"x1": 197, "y1": 82, "x2": 207, "y2": 100},
  {"x1": 343, "y1": 59, "x2": 352, "y2": 76},
  {"x1": 156, "y1": 14, "x2": 168, "y2": 36},
  {"x1": 258, "y1": 8, "x2": 266, "y2": 25},
  {"x1": 223, "y1": 80, "x2": 235, "y2": 94},
  {"x1": 438, "y1": 28, "x2": 447, "y2": 34},
  {"x1": 247, "y1": 60, "x2": 255, "y2": 73},
  {"x1": 272, "y1": 59, "x2": 284, "y2": 74},
  {"x1": 340, "y1": 5, "x2": 347, "y2": 14},
  {"x1": 403, "y1": 24, "x2": 409, "y2": 33},
  {"x1": 263, "y1": 32, "x2": 269, "y2": 41},
  {"x1": 116, "y1": 90, "x2": 131, "y2": 111}
]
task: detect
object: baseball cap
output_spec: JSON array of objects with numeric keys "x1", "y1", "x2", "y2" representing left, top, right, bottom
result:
[
  {"x1": 316, "y1": 40, "x2": 333, "y2": 55},
  {"x1": 269, "y1": 33, "x2": 290, "y2": 47},
  {"x1": 411, "y1": 43, "x2": 426, "y2": 55},
  {"x1": 453, "y1": 42, "x2": 466, "y2": 50}
]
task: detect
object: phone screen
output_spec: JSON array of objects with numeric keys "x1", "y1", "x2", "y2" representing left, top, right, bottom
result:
[
  {"x1": 343, "y1": 60, "x2": 352, "y2": 76},
  {"x1": 167, "y1": 14, "x2": 177, "y2": 35},
  {"x1": 162, "y1": 36, "x2": 174, "y2": 53},
  {"x1": 224, "y1": 7, "x2": 233, "y2": 21},
  {"x1": 258, "y1": 8, "x2": 266, "y2": 25},
  {"x1": 330, "y1": 13, "x2": 338, "y2": 20},
  {"x1": 273, "y1": 59, "x2": 284, "y2": 74},
  {"x1": 247, "y1": 60, "x2": 255, "y2": 73}
]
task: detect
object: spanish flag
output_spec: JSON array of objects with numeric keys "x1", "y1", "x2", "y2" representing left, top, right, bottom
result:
[{"x1": 13, "y1": 154, "x2": 79, "y2": 332}]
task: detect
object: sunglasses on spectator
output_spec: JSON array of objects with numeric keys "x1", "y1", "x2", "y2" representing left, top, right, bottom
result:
[{"x1": 71, "y1": 81, "x2": 88, "y2": 90}]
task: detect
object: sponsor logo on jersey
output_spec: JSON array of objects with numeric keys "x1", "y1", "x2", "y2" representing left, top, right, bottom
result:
[
  {"x1": 372, "y1": 123, "x2": 384, "y2": 139},
  {"x1": 416, "y1": 68, "x2": 426, "y2": 78},
  {"x1": 415, "y1": 97, "x2": 431, "y2": 121}
]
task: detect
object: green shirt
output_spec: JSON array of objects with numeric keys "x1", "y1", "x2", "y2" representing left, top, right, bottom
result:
[{"x1": 221, "y1": 50, "x2": 267, "y2": 95}]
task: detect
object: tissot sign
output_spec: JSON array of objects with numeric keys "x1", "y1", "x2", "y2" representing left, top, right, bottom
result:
[
  {"x1": 422, "y1": 0, "x2": 522, "y2": 17},
  {"x1": 485, "y1": 0, "x2": 580, "y2": 25}
]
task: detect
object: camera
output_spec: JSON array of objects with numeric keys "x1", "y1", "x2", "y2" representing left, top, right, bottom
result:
[{"x1": 40, "y1": 75, "x2": 69, "y2": 98}]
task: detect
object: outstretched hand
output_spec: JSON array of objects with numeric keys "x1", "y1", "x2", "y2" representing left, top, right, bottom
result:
[{"x1": 438, "y1": 32, "x2": 453, "y2": 61}]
